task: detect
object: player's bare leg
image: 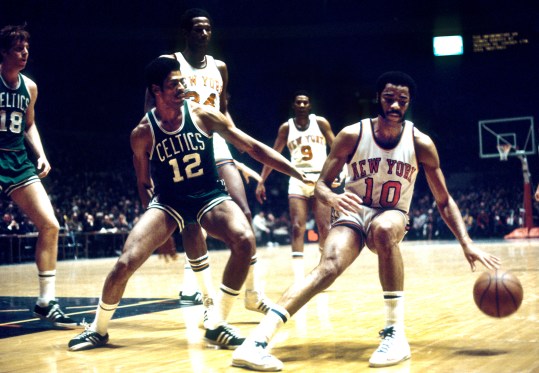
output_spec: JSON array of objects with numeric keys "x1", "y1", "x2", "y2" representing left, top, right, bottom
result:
[
  {"x1": 232, "y1": 226, "x2": 361, "y2": 371},
  {"x1": 201, "y1": 200, "x2": 253, "y2": 349},
  {"x1": 288, "y1": 197, "x2": 308, "y2": 283},
  {"x1": 366, "y1": 210, "x2": 410, "y2": 367},
  {"x1": 219, "y1": 163, "x2": 274, "y2": 314},
  {"x1": 68, "y1": 209, "x2": 177, "y2": 350},
  {"x1": 312, "y1": 197, "x2": 331, "y2": 249},
  {"x1": 12, "y1": 183, "x2": 79, "y2": 328}
]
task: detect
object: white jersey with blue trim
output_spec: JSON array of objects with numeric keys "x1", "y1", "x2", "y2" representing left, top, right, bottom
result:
[
  {"x1": 174, "y1": 52, "x2": 222, "y2": 110},
  {"x1": 286, "y1": 114, "x2": 328, "y2": 174},
  {"x1": 344, "y1": 119, "x2": 418, "y2": 213},
  {"x1": 173, "y1": 52, "x2": 232, "y2": 161}
]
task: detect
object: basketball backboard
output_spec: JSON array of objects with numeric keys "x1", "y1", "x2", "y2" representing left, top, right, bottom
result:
[{"x1": 478, "y1": 116, "x2": 535, "y2": 159}]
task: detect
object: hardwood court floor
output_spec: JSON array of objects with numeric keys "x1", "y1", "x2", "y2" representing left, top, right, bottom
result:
[{"x1": 0, "y1": 239, "x2": 538, "y2": 373}]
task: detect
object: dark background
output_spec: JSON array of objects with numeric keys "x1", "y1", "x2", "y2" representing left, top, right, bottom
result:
[{"x1": 1, "y1": 0, "x2": 538, "y2": 190}]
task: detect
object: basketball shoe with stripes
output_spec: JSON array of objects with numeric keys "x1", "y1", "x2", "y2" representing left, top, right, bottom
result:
[
  {"x1": 33, "y1": 300, "x2": 80, "y2": 328},
  {"x1": 204, "y1": 323, "x2": 245, "y2": 349},
  {"x1": 244, "y1": 290, "x2": 274, "y2": 315},
  {"x1": 68, "y1": 329, "x2": 109, "y2": 351}
]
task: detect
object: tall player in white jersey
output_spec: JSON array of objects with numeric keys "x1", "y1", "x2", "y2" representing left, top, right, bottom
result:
[
  {"x1": 232, "y1": 72, "x2": 502, "y2": 371},
  {"x1": 144, "y1": 8, "x2": 274, "y2": 325},
  {"x1": 255, "y1": 92, "x2": 337, "y2": 283}
]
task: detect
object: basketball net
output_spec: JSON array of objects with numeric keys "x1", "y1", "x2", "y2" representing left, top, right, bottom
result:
[{"x1": 497, "y1": 144, "x2": 511, "y2": 161}]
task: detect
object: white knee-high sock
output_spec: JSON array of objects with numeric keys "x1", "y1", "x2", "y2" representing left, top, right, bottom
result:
[
  {"x1": 37, "y1": 270, "x2": 56, "y2": 306},
  {"x1": 208, "y1": 284, "x2": 240, "y2": 329},
  {"x1": 245, "y1": 255, "x2": 259, "y2": 292},
  {"x1": 383, "y1": 291, "x2": 404, "y2": 328},
  {"x1": 187, "y1": 254, "x2": 215, "y2": 300},
  {"x1": 247, "y1": 304, "x2": 290, "y2": 345},
  {"x1": 182, "y1": 255, "x2": 199, "y2": 296},
  {"x1": 91, "y1": 300, "x2": 119, "y2": 336}
]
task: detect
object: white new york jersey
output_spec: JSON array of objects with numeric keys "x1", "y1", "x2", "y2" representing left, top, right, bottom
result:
[
  {"x1": 174, "y1": 52, "x2": 231, "y2": 161},
  {"x1": 174, "y1": 52, "x2": 222, "y2": 109},
  {"x1": 345, "y1": 119, "x2": 418, "y2": 213},
  {"x1": 287, "y1": 114, "x2": 328, "y2": 174}
]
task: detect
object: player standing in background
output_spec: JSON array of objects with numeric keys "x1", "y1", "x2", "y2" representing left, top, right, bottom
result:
[
  {"x1": 145, "y1": 8, "x2": 274, "y2": 318},
  {"x1": 69, "y1": 57, "x2": 309, "y2": 351},
  {"x1": 255, "y1": 92, "x2": 338, "y2": 283},
  {"x1": 0, "y1": 24, "x2": 79, "y2": 328},
  {"x1": 232, "y1": 71, "x2": 501, "y2": 371}
]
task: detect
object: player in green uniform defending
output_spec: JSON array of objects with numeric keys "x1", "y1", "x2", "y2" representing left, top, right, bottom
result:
[{"x1": 68, "y1": 57, "x2": 310, "y2": 351}]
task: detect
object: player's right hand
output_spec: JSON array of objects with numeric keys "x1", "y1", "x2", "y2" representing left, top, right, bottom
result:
[
  {"x1": 255, "y1": 182, "x2": 266, "y2": 204},
  {"x1": 329, "y1": 192, "x2": 363, "y2": 216}
]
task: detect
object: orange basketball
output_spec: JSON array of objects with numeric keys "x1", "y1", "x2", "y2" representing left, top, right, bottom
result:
[{"x1": 473, "y1": 270, "x2": 523, "y2": 318}]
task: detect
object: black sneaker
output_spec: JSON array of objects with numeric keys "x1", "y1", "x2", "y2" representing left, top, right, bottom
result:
[
  {"x1": 33, "y1": 300, "x2": 80, "y2": 328},
  {"x1": 179, "y1": 291, "x2": 203, "y2": 306},
  {"x1": 204, "y1": 324, "x2": 245, "y2": 349},
  {"x1": 68, "y1": 329, "x2": 109, "y2": 351}
]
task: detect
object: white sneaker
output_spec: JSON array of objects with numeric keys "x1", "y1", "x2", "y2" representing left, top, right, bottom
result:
[
  {"x1": 232, "y1": 341, "x2": 283, "y2": 371},
  {"x1": 245, "y1": 290, "x2": 274, "y2": 315},
  {"x1": 368, "y1": 325, "x2": 411, "y2": 367}
]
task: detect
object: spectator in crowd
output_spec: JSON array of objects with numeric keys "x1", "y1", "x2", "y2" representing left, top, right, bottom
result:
[
  {"x1": 462, "y1": 208, "x2": 474, "y2": 233},
  {"x1": 0, "y1": 212, "x2": 20, "y2": 234},
  {"x1": 411, "y1": 209, "x2": 427, "y2": 240},
  {"x1": 82, "y1": 212, "x2": 96, "y2": 232},
  {"x1": 272, "y1": 211, "x2": 291, "y2": 244},
  {"x1": 252, "y1": 210, "x2": 273, "y2": 246},
  {"x1": 116, "y1": 213, "x2": 131, "y2": 231},
  {"x1": 475, "y1": 207, "x2": 490, "y2": 238}
]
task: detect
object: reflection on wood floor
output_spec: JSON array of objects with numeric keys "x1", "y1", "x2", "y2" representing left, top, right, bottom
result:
[{"x1": 0, "y1": 239, "x2": 538, "y2": 372}]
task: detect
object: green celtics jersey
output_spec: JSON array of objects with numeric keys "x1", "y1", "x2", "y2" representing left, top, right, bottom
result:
[
  {"x1": 147, "y1": 101, "x2": 222, "y2": 201},
  {"x1": 0, "y1": 73, "x2": 31, "y2": 150}
]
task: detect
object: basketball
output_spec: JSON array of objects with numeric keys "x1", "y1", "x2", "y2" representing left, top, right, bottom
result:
[{"x1": 473, "y1": 270, "x2": 523, "y2": 318}]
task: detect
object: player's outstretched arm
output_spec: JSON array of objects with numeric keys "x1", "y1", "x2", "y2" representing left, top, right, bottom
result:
[
  {"x1": 196, "y1": 106, "x2": 307, "y2": 184},
  {"x1": 416, "y1": 130, "x2": 501, "y2": 271}
]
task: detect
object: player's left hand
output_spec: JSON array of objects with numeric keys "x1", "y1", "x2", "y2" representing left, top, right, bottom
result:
[
  {"x1": 328, "y1": 191, "x2": 362, "y2": 216},
  {"x1": 462, "y1": 244, "x2": 501, "y2": 272},
  {"x1": 36, "y1": 157, "x2": 51, "y2": 178}
]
